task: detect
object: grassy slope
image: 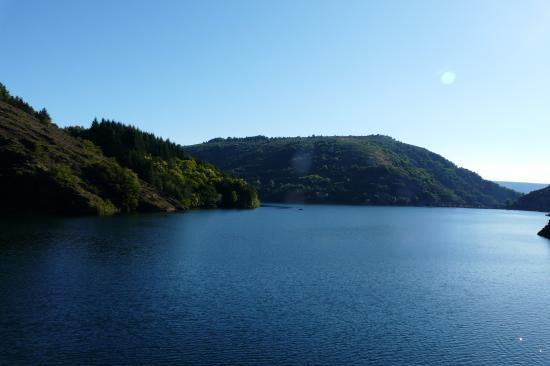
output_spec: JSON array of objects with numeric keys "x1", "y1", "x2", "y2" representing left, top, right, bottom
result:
[
  {"x1": 0, "y1": 101, "x2": 177, "y2": 215},
  {"x1": 185, "y1": 135, "x2": 520, "y2": 208}
]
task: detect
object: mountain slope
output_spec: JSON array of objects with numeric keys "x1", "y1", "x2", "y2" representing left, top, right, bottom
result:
[
  {"x1": 0, "y1": 83, "x2": 259, "y2": 215},
  {"x1": 512, "y1": 185, "x2": 550, "y2": 212},
  {"x1": 66, "y1": 120, "x2": 260, "y2": 210},
  {"x1": 185, "y1": 135, "x2": 520, "y2": 208},
  {"x1": 494, "y1": 181, "x2": 548, "y2": 194},
  {"x1": 0, "y1": 100, "x2": 150, "y2": 214}
]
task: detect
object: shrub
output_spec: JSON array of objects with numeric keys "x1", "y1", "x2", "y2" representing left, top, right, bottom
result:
[
  {"x1": 51, "y1": 163, "x2": 81, "y2": 186},
  {"x1": 84, "y1": 159, "x2": 141, "y2": 212}
]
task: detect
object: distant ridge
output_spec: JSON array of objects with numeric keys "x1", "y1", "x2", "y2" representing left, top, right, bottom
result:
[
  {"x1": 185, "y1": 135, "x2": 520, "y2": 208},
  {"x1": 539, "y1": 221, "x2": 550, "y2": 239},
  {"x1": 494, "y1": 181, "x2": 548, "y2": 194},
  {"x1": 513, "y1": 185, "x2": 550, "y2": 212}
]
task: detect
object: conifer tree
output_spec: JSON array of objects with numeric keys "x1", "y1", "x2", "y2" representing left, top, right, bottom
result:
[{"x1": 37, "y1": 108, "x2": 51, "y2": 124}]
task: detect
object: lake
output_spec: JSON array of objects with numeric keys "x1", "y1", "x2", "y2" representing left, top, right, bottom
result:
[{"x1": 1, "y1": 206, "x2": 549, "y2": 365}]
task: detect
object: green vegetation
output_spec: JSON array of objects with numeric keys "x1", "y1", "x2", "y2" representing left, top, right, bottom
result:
[
  {"x1": 185, "y1": 135, "x2": 520, "y2": 208},
  {"x1": 0, "y1": 82, "x2": 259, "y2": 215},
  {"x1": 512, "y1": 185, "x2": 550, "y2": 212},
  {"x1": 0, "y1": 81, "x2": 526, "y2": 214},
  {"x1": 50, "y1": 163, "x2": 82, "y2": 186},
  {"x1": 84, "y1": 159, "x2": 141, "y2": 212},
  {"x1": 0, "y1": 82, "x2": 51, "y2": 124},
  {"x1": 67, "y1": 120, "x2": 260, "y2": 209}
]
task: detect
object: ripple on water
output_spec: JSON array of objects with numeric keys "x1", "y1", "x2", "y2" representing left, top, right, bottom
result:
[{"x1": 1, "y1": 207, "x2": 550, "y2": 365}]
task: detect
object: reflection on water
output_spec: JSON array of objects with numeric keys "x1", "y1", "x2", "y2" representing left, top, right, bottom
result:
[{"x1": 0, "y1": 206, "x2": 549, "y2": 365}]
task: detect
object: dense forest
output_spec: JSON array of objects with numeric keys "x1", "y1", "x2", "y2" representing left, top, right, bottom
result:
[
  {"x1": 512, "y1": 185, "x2": 550, "y2": 212},
  {"x1": 185, "y1": 135, "x2": 520, "y2": 208},
  {"x1": 66, "y1": 120, "x2": 259, "y2": 209},
  {"x1": 0, "y1": 83, "x2": 259, "y2": 215},
  {"x1": 0, "y1": 81, "x2": 541, "y2": 215}
]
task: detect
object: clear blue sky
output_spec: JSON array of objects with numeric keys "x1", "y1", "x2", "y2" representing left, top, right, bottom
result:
[{"x1": 1, "y1": 0, "x2": 549, "y2": 182}]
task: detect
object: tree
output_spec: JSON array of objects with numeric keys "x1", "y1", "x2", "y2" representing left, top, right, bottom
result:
[
  {"x1": 0, "y1": 83, "x2": 9, "y2": 101},
  {"x1": 84, "y1": 159, "x2": 141, "y2": 212},
  {"x1": 37, "y1": 108, "x2": 51, "y2": 124},
  {"x1": 0, "y1": 82, "x2": 52, "y2": 123}
]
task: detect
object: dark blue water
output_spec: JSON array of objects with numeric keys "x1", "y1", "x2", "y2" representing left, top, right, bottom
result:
[{"x1": 1, "y1": 206, "x2": 549, "y2": 365}]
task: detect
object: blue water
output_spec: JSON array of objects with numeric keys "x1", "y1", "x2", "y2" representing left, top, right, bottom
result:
[{"x1": 1, "y1": 206, "x2": 549, "y2": 365}]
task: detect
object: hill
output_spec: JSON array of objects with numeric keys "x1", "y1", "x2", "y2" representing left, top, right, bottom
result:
[
  {"x1": 539, "y1": 221, "x2": 550, "y2": 239},
  {"x1": 185, "y1": 135, "x2": 520, "y2": 208},
  {"x1": 512, "y1": 185, "x2": 550, "y2": 212},
  {"x1": 0, "y1": 83, "x2": 259, "y2": 215},
  {"x1": 66, "y1": 120, "x2": 260, "y2": 210},
  {"x1": 494, "y1": 181, "x2": 548, "y2": 194}
]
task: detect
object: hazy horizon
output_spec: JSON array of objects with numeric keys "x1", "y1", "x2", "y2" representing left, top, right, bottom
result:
[{"x1": 1, "y1": 0, "x2": 549, "y2": 182}]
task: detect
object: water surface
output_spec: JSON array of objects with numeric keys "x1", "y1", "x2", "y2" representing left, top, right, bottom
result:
[{"x1": 1, "y1": 206, "x2": 549, "y2": 365}]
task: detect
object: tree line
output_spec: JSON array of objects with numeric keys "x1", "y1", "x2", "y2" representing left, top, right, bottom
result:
[
  {"x1": 67, "y1": 119, "x2": 260, "y2": 209},
  {"x1": 0, "y1": 83, "x2": 51, "y2": 124}
]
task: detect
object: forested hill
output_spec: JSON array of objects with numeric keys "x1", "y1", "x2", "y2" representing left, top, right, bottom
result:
[
  {"x1": 66, "y1": 120, "x2": 260, "y2": 210},
  {"x1": 185, "y1": 136, "x2": 520, "y2": 208},
  {"x1": 0, "y1": 82, "x2": 259, "y2": 215},
  {"x1": 512, "y1": 185, "x2": 550, "y2": 212}
]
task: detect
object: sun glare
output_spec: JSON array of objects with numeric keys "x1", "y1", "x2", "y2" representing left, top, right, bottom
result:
[{"x1": 440, "y1": 71, "x2": 456, "y2": 85}]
